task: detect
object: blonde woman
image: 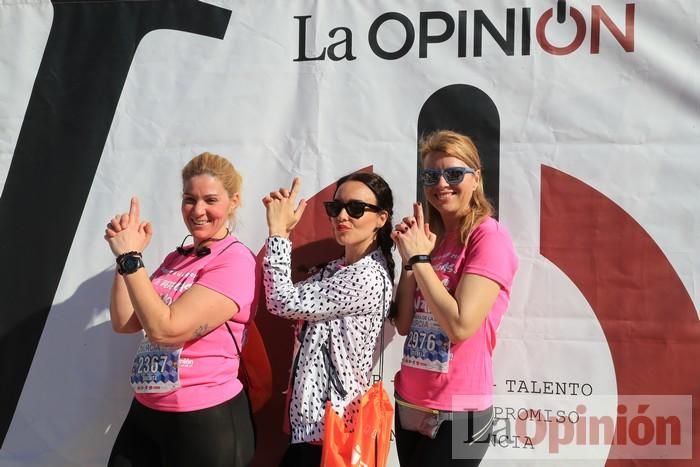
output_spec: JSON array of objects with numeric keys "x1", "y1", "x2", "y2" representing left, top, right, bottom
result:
[
  {"x1": 392, "y1": 131, "x2": 518, "y2": 466},
  {"x1": 105, "y1": 152, "x2": 256, "y2": 467}
]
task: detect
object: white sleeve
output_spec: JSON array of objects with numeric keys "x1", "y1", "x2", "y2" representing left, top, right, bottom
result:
[{"x1": 263, "y1": 236, "x2": 387, "y2": 322}]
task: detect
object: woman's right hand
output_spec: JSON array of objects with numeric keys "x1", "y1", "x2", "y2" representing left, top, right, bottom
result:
[
  {"x1": 262, "y1": 177, "x2": 307, "y2": 238},
  {"x1": 104, "y1": 197, "x2": 153, "y2": 256}
]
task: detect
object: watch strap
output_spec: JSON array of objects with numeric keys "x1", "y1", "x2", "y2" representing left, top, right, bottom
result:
[{"x1": 404, "y1": 254, "x2": 432, "y2": 271}]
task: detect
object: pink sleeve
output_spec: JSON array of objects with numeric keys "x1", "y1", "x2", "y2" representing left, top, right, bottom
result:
[
  {"x1": 195, "y1": 243, "x2": 257, "y2": 321},
  {"x1": 462, "y1": 221, "x2": 518, "y2": 293}
]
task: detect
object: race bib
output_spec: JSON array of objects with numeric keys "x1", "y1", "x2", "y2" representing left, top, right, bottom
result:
[
  {"x1": 402, "y1": 311, "x2": 452, "y2": 373},
  {"x1": 129, "y1": 338, "x2": 182, "y2": 393}
]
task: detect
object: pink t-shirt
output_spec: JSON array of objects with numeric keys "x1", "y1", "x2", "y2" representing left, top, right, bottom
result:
[
  {"x1": 394, "y1": 217, "x2": 518, "y2": 411},
  {"x1": 134, "y1": 236, "x2": 258, "y2": 412}
]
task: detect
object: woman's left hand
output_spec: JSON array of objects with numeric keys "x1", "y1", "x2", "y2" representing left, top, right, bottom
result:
[
  {"x1": 105, "y1": 197, "x2": 153, "y2": 256},
  {"x1": 391, "y1": 202, "x2": 436, "y2": 263}
]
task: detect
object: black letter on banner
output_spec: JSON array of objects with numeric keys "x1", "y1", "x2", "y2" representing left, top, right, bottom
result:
[
  {"x1": 458, "y1": 11, "x2": 467, "y2": 57},
  {"x1": 557, "y1": 0, "x2": 567, "y2": 23},
  {"x1": 0, "y1": 0, "x2": 231, "y2": 447},
  {"x1": 419, "y1": 11, "x2": 455, "y2": 58},
  {"x1": 294, "y1": 15, "x2": 326, "y2": 61},
  {"x1": 522, "y1": 8, "x2": 531, "y2": 56},
  {"x1": 417, "y1": 85, "x2": 500, "y2": 215},
  {"x1": 328, "y1": 27, "x2": 356, "y2": 61},
  {"x1": 473, "y1": 9, "x2": 515, "y2": 57},
  {"x1": 368, "y1": 12, "x2": 414, "y2": 60}
]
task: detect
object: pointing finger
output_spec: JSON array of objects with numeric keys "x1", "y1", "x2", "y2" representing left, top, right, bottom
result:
[
  {"x1": 414, "y1": 202, "x2": 424, "y2": 226},
  {"x1": 289, "y1": 177, "x2": 302, "y2": 200},
  {"x1": 129, "y1": 197, "x2": 140, "y2": 224}
]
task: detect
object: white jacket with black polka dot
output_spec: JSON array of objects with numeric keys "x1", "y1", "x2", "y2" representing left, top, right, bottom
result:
[{"x1": 263, "y1": 236, "x2": 392, "y2": 444}]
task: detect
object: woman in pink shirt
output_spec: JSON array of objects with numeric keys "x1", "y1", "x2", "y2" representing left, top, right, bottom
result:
[
  {"x1": 392, "y1": 130, "x2": 518, "y2": 466},
  {"x1": 105, "y1": 152, "x2": 256, "y2": 467}
]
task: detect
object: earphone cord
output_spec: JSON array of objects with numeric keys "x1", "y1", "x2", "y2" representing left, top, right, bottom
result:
[
  {"x1": 200, "y1": 227, "x2": 230, "y2": 246},
  {"x1": 178, "y1": 227, "x2": 230, "y2": 254}
]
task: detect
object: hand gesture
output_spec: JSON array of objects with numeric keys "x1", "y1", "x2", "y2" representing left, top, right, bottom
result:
[
  {"x1": 262, "y1": 177, "x2": 307, "y2": 238},
  {"x1": 104, "y1": 197, "x2": 153, "y2": 256},
  {"x1": 391, "y1": 202, "x2": 436, "y2": 264}
]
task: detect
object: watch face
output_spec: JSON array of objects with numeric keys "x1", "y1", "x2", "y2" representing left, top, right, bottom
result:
[
  {"x1": 119, "y1": 255, "x2": 143, "y2": 274},
  {"x1": 123, "y1": 256, "x2": 140, "y2": 272}
]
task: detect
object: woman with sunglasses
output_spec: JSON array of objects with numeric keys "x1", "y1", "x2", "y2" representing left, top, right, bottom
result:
[
  {"x1": 262, "y1": 173, "x2": 395, "y2": 467},
  {"x1": 391, "y1": 130, "x2": 518, "y2": 466},
  {"x1": 105, "y1": 152, "x2": 256, "y2": 467}
]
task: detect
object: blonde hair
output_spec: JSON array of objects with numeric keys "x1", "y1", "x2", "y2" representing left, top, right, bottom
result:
[
  {"x1": 181, "y1": 152, "x2": 242, "y2": 222},
  {"x1": 419, "y1": 130, "x2": 494, "y2": 243}
]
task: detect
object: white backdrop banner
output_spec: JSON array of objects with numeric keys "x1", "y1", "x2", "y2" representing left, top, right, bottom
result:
[{"x1": 0, "y1": 1, "x2": 698, "y2": 466}]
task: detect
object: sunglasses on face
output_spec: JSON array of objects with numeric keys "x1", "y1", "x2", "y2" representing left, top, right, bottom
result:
[
  {"x1": 421, "y1": 167, "x2": 476, "y2": 186},
  {"x1": 323, "y1": 200, "x2": 382, "y2": 219}
]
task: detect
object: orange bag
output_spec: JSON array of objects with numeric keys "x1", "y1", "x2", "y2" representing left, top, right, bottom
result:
[{"x1": 321, "y1": 381, "x2": 394, "y2": 467}]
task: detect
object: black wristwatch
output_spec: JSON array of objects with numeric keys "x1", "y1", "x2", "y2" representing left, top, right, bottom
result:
[
  {"x1": 116, "y1": 251, "x2": 144, "y2": 275},
  {"x1": 404, "y1": 254, "x2": 432, "y2": 271}
]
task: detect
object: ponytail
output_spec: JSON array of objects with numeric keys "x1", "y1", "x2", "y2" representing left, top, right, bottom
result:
[{"x1": 377, "y1": 221, "x2": 398, "y2": 320}]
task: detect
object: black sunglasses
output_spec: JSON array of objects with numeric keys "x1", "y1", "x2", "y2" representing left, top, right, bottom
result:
[
  {"x1": 421, "y1": 167, "x2": 476, "y2": 186},
  {"x1": 323, "y1": 200, "x2": 382, "y2": 219}
]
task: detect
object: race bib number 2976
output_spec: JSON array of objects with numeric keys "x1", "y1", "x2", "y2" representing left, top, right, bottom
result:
[{"x1": 402, "y1": 312, "x2": 451, "y2": 373}]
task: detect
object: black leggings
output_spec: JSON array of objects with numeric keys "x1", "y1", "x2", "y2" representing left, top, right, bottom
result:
[
  {"x1": 394, "y1": 405, "x2": 492, "y2": 467},
  {"x1": 108, "y1": 391, "x2": 255, "y2": 467},
  {"x1": 278, "y1": 442, "x2": 323, "y2": 467}
]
